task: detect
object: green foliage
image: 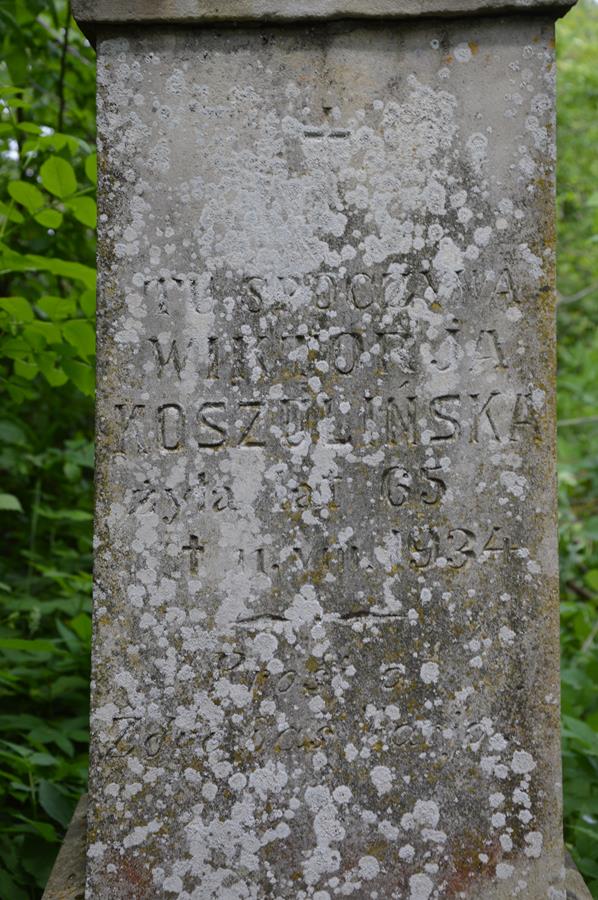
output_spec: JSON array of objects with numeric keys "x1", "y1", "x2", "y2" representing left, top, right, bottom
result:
[
  {"x1": 557, "y1": 1, "x2": 598, "y2": 894},
  {"x1": 0, "y1": 0, "x2": 597, "y2": 897},
  {"x1": 0, "y1": 0, "x2": 96, "y2": 404},
  {"x1": 0, "y1": 1, "x2": 95, "y2": 896}
]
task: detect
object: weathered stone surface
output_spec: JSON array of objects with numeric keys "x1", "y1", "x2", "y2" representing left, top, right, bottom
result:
[
  {"x1": 72, "y1": 0, "x2": 577, "y2": 39},
  {"x1": 83, "y1": 11, "x2": 570, "y2": 900},
  {"x1": 46, "y1": 800, "x2": 596, "y2": 900}
]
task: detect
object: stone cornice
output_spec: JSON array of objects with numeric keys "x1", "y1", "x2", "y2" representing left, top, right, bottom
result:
[{"x1": 73, "y1": 0, "x2": 578, "y2": 41}]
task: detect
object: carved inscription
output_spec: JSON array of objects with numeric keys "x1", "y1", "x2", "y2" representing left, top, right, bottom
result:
[
  {"x1": 113, "y1": 390, "x2": 540, "y2": 452},
  {"x1": 176, "y1": 524, "x2": 523, "y2": 585},
  {"x1": 113, "y1": 261, "x2": 541, "y2": 639},
  {"x1": 143, "y1": 324, "x2": 510, "y2": 382},
  {"x1": 139, "y1": 264, "x2": 519, "y2": 319},
  {"x1": 128, "y1": 473, "x2": 235, "y2": 522},
  {"x1": 381, "y1": 463, "x2": 446, "y2": 507},
  {"x1": 88, "y1": 25, "x2": 564, "y2": 900}
]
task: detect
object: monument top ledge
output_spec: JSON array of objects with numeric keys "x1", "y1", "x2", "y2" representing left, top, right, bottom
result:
[{"x1": 73, "y1": 0, "x2": 577, "y2": 37}]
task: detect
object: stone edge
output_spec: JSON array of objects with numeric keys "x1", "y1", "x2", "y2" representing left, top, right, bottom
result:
[
  {"x1": 40, "y1": 794, "x2": 592, "y2": 900},
  {"x1": 72, "y1": 0, "x2": 577, "y2": 40},
  {"x1": 565, "y1": 852, "x2": 595, "y2": 900},
  {"x1": 42, "y1": 794, "x2": 86, "y2": 900}
]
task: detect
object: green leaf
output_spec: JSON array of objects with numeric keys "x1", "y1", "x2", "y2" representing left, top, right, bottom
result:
[
  {"x1": 39, "y1": 361, "x2": 68, "y2": 388},
  {"x1": 34, "y1": 208, "x2": 63, "y2": 229},
  {"x1": 38, "y1": 781, "x2": 74, "y2": 828},
  {"x1": 79, "y1": 289, "x2": 96, "y2": 317},
  {"x1": 0, "y1": 494, "x2": 22, "y2": 512},
  {"x1": 0, "y1": 200, "x2": 24, "y2": 224},
  {"x1": 0, "y1": 296, "x2": 33, "y2": 322},
  {"x1": 62, "y1": 360, "x2": 95, "y2": 396},
  {"x1": 13, "y1": 817, "x2": 58, "y2": 843},
  {"x1": 85, "y1": 152, "x2": 97, "y2": 185},
  {"x1": 1, "y1": 98, "x2": 30, "y2": 110},
  {"x1": 7, "y1": 180, "x2": 44, "y2": 213},
  {"x1": 48, "y1": 676, "x2": 88, "y2": 698},
  {"x1": 69, "y1": 613, "x2": 92, "y2": 643},
  {"x1": 13, "y1": 359, "x2": 38, "y2": 381},
  {"x1": 0, "y1": 420, "x2": 26, "y2": 445},
  {"x1": 62, "y1": 320, "x2": 96, "y2": 358},
  {"x1": 67, "y1": 196, "x2": 96, "y2": 228},
  {"x1": 36, "y1": 296, "x2": 77, "y2": 321},
  {"x1": 39, "y1": 156, "x2": 77, "y2": 199},
  {"x1": 2, "y1": 334, "x2": 30, "y2": 359},
  {"x1": 563, "y1": 716, "x2": 598, "y2": 754},
  {"x1": 37, "y1": 507, "x2": 93, "y2": 522},
  {"x1": 64, "y1": 461, "x2": 80, "y2": 481},
  {"x1": 0, "y1": 242, "x2": 96, "y2": 290},
  {"x1": 584, "y1": 570, "x2": 598, "y2": 592},
  {"x1": 0, "y1": 638, "x2": 57, "y2": 653},
  {"x1": 20, "y1": 325, "x2": 45, "y2": 351},
  {"x1": 13, "y1": 1, "x2": 37, "y2": 25},
  {"x1": 15, "y1": 122, "x2": 41, "y2": 134},
  {"x1": 28, "y1": 753, "x2": 57, "y2": 767},
  {"x1": 23, "y1": 322, "x2": 62, "y2": 346},
  {"x1": 572, "y1": 823, "x2": 598, "y2": 843},
  {"x1": 35, "y1": 133, "x2": 67, "y2": 152}
]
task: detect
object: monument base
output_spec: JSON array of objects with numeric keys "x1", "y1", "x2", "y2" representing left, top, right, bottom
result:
[
  {"x1": 41, "y1": 795, "x2": 86, "y2": 900},
  {"x1": 41, "y1": 795, "x2": 592, "y2": 900}
]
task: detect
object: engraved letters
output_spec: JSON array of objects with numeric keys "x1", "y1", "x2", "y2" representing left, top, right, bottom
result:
[{"x1": 113, "y1": 389, "x2": 542, "y2": 453}]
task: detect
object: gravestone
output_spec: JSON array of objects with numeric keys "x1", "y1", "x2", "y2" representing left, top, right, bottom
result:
[{"x1": 74, "y1": 1, "x2": 578, "y2": 897}]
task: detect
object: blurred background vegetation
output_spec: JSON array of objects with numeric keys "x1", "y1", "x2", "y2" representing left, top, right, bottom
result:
[
  {"x1": 0, "y1": 0, "x2": 597, "y2": 896},
  {"x1": 557, "y1": 1, "x2": 598, "y2": 892}
]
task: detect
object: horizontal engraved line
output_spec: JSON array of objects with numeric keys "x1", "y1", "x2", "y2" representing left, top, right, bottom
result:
[{"x1": 303, "y1": 127, "x2": 351, "y2": 140}]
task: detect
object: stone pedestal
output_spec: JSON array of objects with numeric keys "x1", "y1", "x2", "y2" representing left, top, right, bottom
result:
[
  {"x1": 42, "y1": 795, "x2": 87, "y2": 900},
  {"x1": 74, "y1": 2, "x2": 578, "y2": 897},
  {"x1": 43, "y1": 800, "x2": 595, "y2": 899}
]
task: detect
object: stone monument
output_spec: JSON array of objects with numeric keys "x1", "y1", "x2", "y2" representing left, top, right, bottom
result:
[{"x1": 73, "y1": 1, "x2": 579, "y2": 897}]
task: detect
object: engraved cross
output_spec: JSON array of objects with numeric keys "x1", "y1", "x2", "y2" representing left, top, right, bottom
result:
[
  {"x1": 303, "y1": 100, "x2": 350, "y2": 142},
  {"x1": 183, "y1": 534, "x2": 204, "y2": 575}
]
